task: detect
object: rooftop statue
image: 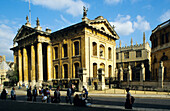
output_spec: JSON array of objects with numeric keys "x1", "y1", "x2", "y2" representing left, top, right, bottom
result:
[{"x1": 83, "y1": 6, "x2": 88, "y2": 18}]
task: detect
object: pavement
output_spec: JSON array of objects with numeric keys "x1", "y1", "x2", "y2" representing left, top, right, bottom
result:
[{"x1": 1, "y1": 87, "x2": 170, "y2": 111}]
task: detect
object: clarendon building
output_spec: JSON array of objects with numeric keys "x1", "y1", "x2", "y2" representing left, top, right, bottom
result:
[
  {"x1": 150, "y1": 19, "x2": 170, "y2": 89},
  {"x1": 11, "y1": 12, "x2": 119, "y2": 90},
  {"x1": 116, "y1": 33, "x2": 151, "y2": 89}
]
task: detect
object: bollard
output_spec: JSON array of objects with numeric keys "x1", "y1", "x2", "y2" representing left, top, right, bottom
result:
[
  {"x1": 135, "y1": 88, "x2": 136, "y2": 94},
  {"x1": 114, "y1": 88, "x2": 116, "y2": 94},
  {"x1": 124, "y1": 88, "x2": 125, "y2": 94}
]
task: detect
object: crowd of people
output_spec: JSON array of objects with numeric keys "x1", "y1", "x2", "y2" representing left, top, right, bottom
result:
[{"x1": 0, "y1": 85, "x2": 134, "y2": 109}]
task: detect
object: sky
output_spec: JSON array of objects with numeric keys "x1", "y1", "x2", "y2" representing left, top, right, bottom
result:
[{"x1": 0, "y1": 0, "x2": 170, "y2": 61}]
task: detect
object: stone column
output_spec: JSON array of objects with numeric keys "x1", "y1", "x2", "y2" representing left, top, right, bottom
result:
[
  {"x1": 37, "y1": 43, "x2": 43, "y2": 86},
  {"x1": 31, "y1": 44, "x2": 36, "y2": 86},
  {"x1": 23, "y1": 47, "x2": 28, "y2": 85},
  {"x1": 158, "y1": 61, "x2": 164, "y2": 88},
  {"x1": 18, "y1": 49, "x2": 22, "y2": 85},
  {"x1": 127, "y1": 65, "x2": 132, "y2": 87},
  {"x1": 47, "y1": 44, "x2": 53, "y2": 81},
  {"x1": 119, "y1": 67, "x2": 123, "y2": 81},
  {"x1": 140, "y1": 63, "x2": 145, "y2": 82}
]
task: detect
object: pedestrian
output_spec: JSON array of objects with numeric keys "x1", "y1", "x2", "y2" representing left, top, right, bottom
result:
[
  {"x1": 82, "y1": 86, "x2": 88, "y2": 99},
  {"x1": 1, "y1": 88, "x2": 7, "y2": 99},
  {"x1": 11, "y1": 87, "x2": 16, "y2": 100},
  {"x1": 46, "y1": 88, "x2": 50, "y2": 103},
  {"x1": 42, "y1": 88, "x2": 47, "y2": 102},
  {"x1": 54, "y1": 86, "x2": 61, "y2": 103},
  {"x1": 125, "y1": 88, "x2": 132, "y2": 109},
  {"x1": 66, "y1": 85, "x2": 72, "y2": 104},
  {"x1": 32, "y1": 86, "x2": 38, "y2": 102},
  {"x1": 27, "y1": 86, "x2": 32, "y2": 101}
]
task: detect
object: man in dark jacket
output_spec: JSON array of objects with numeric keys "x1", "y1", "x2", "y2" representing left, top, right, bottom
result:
[
  {"x1": 32, "y1": 86, "x2": 38, "y2": 102},
  {"x1": 66, "y1": 86, "x2": 72, "y2": 104}
]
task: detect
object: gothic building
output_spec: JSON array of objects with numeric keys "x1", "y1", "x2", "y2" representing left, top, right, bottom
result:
[
  {"x1": 116, "y1": 32, "x2": 151, "y2": 84},
  {"x1": 11, "y1": 10, "x2": 119, "y2": 90}
]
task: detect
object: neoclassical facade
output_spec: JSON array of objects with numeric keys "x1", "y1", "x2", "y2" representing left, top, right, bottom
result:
[
  {"x1": 11, "y1": 13, "x2": 119, "y2": 90},
  {"x1": 150, "y1": 19, "x2": 170, "y2": 82}
]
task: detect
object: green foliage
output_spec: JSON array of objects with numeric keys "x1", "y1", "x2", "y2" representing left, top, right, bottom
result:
[{"x1": 6, "y1": 63, "x2": 19, "y2": 86}]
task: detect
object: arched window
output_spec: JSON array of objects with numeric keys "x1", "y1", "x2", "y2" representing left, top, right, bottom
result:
[
  {"x1": 74, "y1": 41, "x2": 79, "y2": 56},
  {"x1": 100, "y1": 44, "x2": 105, "y2": 58},
  {"x1": 100, "y1": 63, "x2": 105, "y2": 71},
  {"x1": 108, "y1": 47, "x2": 111, "y2": 59},
  {"x1": 108, "y1": 65, "x2": 112, "y2": 78},
  {"x1": 93, "y1": 63, "x2": 97, "y2": 78},
  {"x1": 93, "y1": 42, "x2": 97, "y2": 56},
  {"x1": 62, "y1": 44, "x2": 67, "y2": 57},
  {"x1": 63, "y1": 64, "x2": 68, "y2": 78}
]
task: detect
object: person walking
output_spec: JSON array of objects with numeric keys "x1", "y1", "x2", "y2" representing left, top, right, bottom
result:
[
  {"x1": 11, "y1": 87, "x2": 16, "y2": 100},
  {"x1": 82, "y1": 86, "x2": 88, "y2": 99},
  {"x1": 32, "y1": 86, "x2": 38, "y2": 102},
  {"x1": 1, "y1": 88, "x2": 7, "y2": 100},
  {"x1": 46, "y1": 88, "x2": 50, "y2": 103},
  {"x1": 54, "y1": 86, "x2": 61, "y2": 103},
  {"x1": 125, "y1": 88, "x2": 132, "y2": 109},
  {"x1": 66, "y1": 86, "x2": 72, "y2": 104},
  {"x1": 27, "y1": 86, "x2": 32, "y2": 101}
]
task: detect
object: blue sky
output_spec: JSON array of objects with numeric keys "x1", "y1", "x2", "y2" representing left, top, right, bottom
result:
[{"x1": 0, "y1": 0, "x2": 170, "y2": 61}]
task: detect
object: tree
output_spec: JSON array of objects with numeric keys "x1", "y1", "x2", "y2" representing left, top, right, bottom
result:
[{"x1": 6, "y1": 64, "x2": 19, "y2": 86}]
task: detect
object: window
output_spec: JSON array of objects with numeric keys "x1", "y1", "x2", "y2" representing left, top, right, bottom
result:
[
  {"x1": 165, "y1": 33, "x2": 169, "y2": 43},
  {"x1": 54, "y1": 47, "x2": 58, "y2": 59},
  {"x1": 108, "y1": 47, "x2": 111, "y2": 59},
  {"x1": 63, "y1": 64, "x2": 68, "y2": 78},
  {"x1": 74, "y1": 41, "x2": 79, "y2": 56},
  {"x1": 116, "y1": 53, "x2": 119, "y2": 60},
  {"x1": 93, "y1": 63, "x2": 97, "y2": 78},
  {"x1": 63, "y1": 44, "x2": 67, "y2": 57},
  {"x1": 93, "y1": 42, "x2": 97, "y2": 56},
  {"x1": 124, "y1": 52, "x2": 129, "y2": 59},
  {"x1": 74, "y1": 63, "x2": 79, "y2": 78},
  {"x1": 136, "y1": 50, "x2": 142, "y2": 58},
  {"x1": 55, "y1": 65, "x2": 58, "y2": 79},
  {"x1": 108, "y1": 65, "x2": 112, "y2": 78},
  {"x1": 160, "y1": 34, "x2": 165, "y2": 45},
  {"x1": 164, "y1": 67, "x2": 167, "y2": 80},
  {"x1": 100, "y1": 44, "x2": 105, "y2": 58},
  {"x1": 153, "y1": 36, "x2": 158, "y2": 48},
  {"x1": 153, "y1": 56, "x2": 157, "y2": 63},
  {"x1": 101, "y1": 27, "x2": 105, "y2": 31}
]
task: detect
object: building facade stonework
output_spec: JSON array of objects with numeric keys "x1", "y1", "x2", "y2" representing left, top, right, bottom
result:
[
  {"x1": 150, "y1": 19, "x2": 170, "y2": 83},
  {"x1": 11, "y1": 15, "x2": 119, "y2": 90}
]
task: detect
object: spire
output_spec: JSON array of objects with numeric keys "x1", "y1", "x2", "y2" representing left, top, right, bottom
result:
[
  {"x1": 36, "y1": 17, "x2": 40, "y2": 27},
  {"x1": 143, "y1": 32, "x2": 146, "y2": 44},
  {"x1": 25, "y1": 15, "x2": 31, "y2": 27},
  {"x1": 119, "y1": 40, "x2": 121, "y2": 47},
  {"x1": 131, "y1": 37, "x2": 133, "y2": 46},
  {"x1": 35, "y1": 17, "x2": 42, "y2": 30}
]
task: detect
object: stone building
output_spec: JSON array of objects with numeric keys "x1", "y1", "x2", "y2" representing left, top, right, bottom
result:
[
  {"x1": 150, "y1": 19, "x2": 170, "y2": 87},
  {"x1": 11, "y1": 9, "x2": 119, "y2": 90},
  {"x1": 0, "y1": 55, "x2": 11, "y2": 84},
  {"x1": 116, "y1": 32, "x2": 151, "y2": 86}
]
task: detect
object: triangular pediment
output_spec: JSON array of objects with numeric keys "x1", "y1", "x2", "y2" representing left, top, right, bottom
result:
[
  {"x1": 13, "y1": 25, "x2": 35, "y2": 42},
  {"x1": 88, "y1": 16, "x2": 119, "y2": 39}
]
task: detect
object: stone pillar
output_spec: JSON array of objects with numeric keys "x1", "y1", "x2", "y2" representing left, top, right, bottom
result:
[
  {"x1": 140, "y1": 63, "x2": 145, "y2": 82},
  {"x1": 23, "y1": 47, "x2": 28, "y2": 85},
  {"x1": 18, "y1": 49, "x2": 22, "y2": 85},
  {"x1": 31, "y1": 44, "x2": 36, "y2": 86},
  {"x1": 119, "y1": 67, "x2": 123, "y2": 81},
  {"x1": 127, "y1": 65, "x2": 132, "y2": 87},
  {"x1": 47, "y1": 44, "x2": 53, "y2": 81},
  {"x1": 37, "y1": 43, "x2": 43, "y2": 86},
  {"x1": 158, "y1": 61, "x2": 164, "y2": 88},
  {"x1": 97, "y1": 68, "x2": 105, "y2": 90}
]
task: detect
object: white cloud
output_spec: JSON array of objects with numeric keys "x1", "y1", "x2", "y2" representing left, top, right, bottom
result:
[
  {"x1": 110, "y1": 14, "x2": 134, "y2": 36},
  {"x1": 104, "y1": 0, "x2": 122, "y2": 4},
  {"x1": 160, "y1": 10, "x2": 170, "y2": 22},
  {"x1": 0, "y1": 23, "x2": 15, "y2": 61},
  {"x1": 60, "y1": 15, "x2": 71, "y2": 25},
  {"x1": 134, "y1": 15, "x2": 150, "y2": 31},
  {"x1": 26, "y1": 0, "x2": 89, "y2": 17},
  {"x1": 110, "y1": 14, "x2": 150, "y2": 36}
]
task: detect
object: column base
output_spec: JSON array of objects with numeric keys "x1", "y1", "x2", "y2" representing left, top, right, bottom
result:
[{"x1": 98, "y1": 82, "x2": 105, "y2": 91}]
